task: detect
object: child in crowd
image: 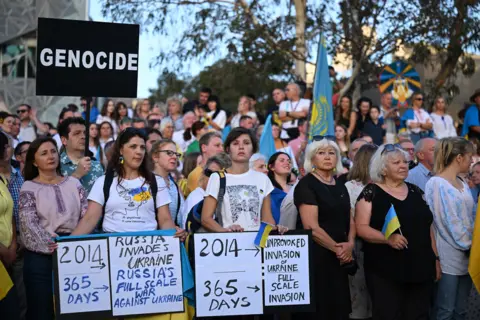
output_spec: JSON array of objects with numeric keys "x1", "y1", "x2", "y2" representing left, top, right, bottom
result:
[{"x1": 362, "y1": 105, "x2": 385, "y2": 145}]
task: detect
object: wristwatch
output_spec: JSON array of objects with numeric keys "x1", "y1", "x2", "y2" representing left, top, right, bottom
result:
[
  {"x1": 435, "y1": 256, "x2": 440, "y2": 261},
  {"x1": 286, "y1": 111, "x2": 290, "y2": 117}
]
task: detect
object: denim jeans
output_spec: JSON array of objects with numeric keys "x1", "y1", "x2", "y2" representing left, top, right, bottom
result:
[
  {"x1": 435, "y1": 273, "x2": 472, "y2": 320},
  {"x1": 410, "y1": 131, "x2": 431, "y2": 144},
  {"x1": 23, "y1": 250, "x2": 54, "y2": 320}
]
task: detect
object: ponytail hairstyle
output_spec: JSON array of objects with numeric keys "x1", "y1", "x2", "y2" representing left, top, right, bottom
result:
[
  {"x1": 433, "y1": 137, "x2": 474, "y2": 174},
  {"x1": 183, "y1": 121, "x2": 206, "y2": 141}
]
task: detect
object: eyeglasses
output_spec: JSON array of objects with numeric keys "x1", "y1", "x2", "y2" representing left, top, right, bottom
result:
[
  {"x1": 415, "y1": 98, "x2": 424, "y2": 101},
  {"x1": 312, "y1": 135, "x2": 336, "y2": 142},
  {"x1": 158, "y1": 150, "x2": 181, "y2": 158},
  {"x1": 17, "y1": 109, "x2": 28, "y2": 114},
  {"x1": 203, "y1": 168, "x2": 218, "y2": 177}
]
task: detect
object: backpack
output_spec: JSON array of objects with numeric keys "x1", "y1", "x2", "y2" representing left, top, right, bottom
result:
[
  {"x1": 98, "y1": 170, "x2": 158, "y2": 230},
  {"x1": 185, "y1": 171, "x2": 226, "y2": 264}
]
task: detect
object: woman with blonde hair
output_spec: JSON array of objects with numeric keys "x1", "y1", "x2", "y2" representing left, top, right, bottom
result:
[
  {"x1": 165, "y1": 97, "x2": 184, "y2": 131},
  {"x1": 294, "y1": 137, "x2": 354, "y2": 320},
  {"x1": 430, "y1": 96, "x2": 457, "y2": 139},
  {"x1": 425, "y1": 137, "x2": 475, "y2": 319},
  {"x1": 230, "y1": 96, "x2": 257, "y2": 128}
]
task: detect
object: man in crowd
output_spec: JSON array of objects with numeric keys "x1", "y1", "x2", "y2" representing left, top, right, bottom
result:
[
  {"x1": 0, "y1": 114, "x2": 18, "y2": 146},
  {"x1": 461, "y1": 88, "x2": 480, "y2": 140},
  {"x1": 16, "y1": 104, "x2": 49, "y2": 142},
  {"x1": 266, "y1": 88, "x2": 286, "y2": 126},
  {"x1": 132, "y1": 118, "x2": 147, "y2": 129},
  {"x1": 14, "y1": 142, "x2": 30, "y2": 174},
  {"x1": 145, "y1": 128, "x2": 162, "y2": 153},
  {"x1": 80, "y1": 96, "x2": 99, "y2": 123},
  {"x1": 52, "y1": 106, "x2": 76, "y2": 149},
  {"x1": 58, "y1": 117, "x2": 104, "y2": 194},
  {"x1": 119, "y1": 117, "x2": 132, "y2": 131},
  {"x1": 186, "y1": 131, "x2": 224, "y2": 196},
  {"x1": 399, "y1": 139, "x2": 417, "y2": 169},
  {"x1": 183, "y1": 87, "x2": 212, "y2": 114},
  {"x1": 379, "y1": 92, "x2": 399, "y2": 144},
  {"x1": 348, "y1": 138, "x2": 368, "y2": 162},
  {"x1": 288, "y1": 118, "x2": 307, "y2": 164},
  {"x1": 278, "y1": 82, "x2": 310, "y2": 141},
  {"x1": 147, "y1": 113, "x2": 162, "y2": 130},
  {"x1": 405, "y1": 138, "x2": 436, "y2": 191},
  {"x1": 239, "y1": 115, "x2": 254, "y2": 130}
]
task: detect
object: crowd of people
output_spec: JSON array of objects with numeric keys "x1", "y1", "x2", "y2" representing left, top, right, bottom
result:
[{"x1": 0, "y1": 83, "x2": 480, "y2": 320}]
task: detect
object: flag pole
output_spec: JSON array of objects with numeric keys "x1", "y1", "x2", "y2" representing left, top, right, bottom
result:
[{"x1": 398, "y1": 227, "x2": 408, "y2": 249}]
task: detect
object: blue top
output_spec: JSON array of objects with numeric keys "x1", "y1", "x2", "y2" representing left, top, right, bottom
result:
[
  {"x1": 405, "y1": 163, "x2": 432, "y2": 192},
  {"x1": 270, "y1": 187, "x2": 287, "y2": 224},
  {"x1": 82, "y1": 106, "x2": 100, "y2": 123},
  {"x1": 60, "y1": 151, "x2": 104, "y2": 194},
  {"x1": 8, "y1": 167, "x2": 24, "y2": 230},
  {"x1": 461, "y1": 105, "x2": 480, "y2": 137}
]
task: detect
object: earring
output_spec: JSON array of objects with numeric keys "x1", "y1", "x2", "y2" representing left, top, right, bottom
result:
[
  {"x1": 312, "y1": 166, "x2": 316, "y2": 172},
  {"x1": 119, "y1": 156, "x2": 124, "y2": 164}
]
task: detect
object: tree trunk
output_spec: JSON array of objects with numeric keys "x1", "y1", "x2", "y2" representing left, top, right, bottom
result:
[
  {"x1": 293, "y1": 0, "x2": 307, "y2": 81},
  {"x1": 433, "y1": 0, "x2": 467, "y2": 91}
]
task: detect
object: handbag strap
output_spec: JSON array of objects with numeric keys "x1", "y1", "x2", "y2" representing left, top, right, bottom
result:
[{"x1": 215, "y1": 171, "x2": 227, "y2": 227}]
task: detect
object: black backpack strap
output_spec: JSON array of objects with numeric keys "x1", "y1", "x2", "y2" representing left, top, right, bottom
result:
[
  {"x1": 215, "y1": 171, "x2": 227, "y2": 227},
  {"x1": 100, "y1": 170, "x2": 115, "y2": 229},
  {"x1": 150, "y1": 175, "x2": 159, "y2": 226},
  {"x1": 168, "y1": 174, "x2": 181, "y2": 226}
]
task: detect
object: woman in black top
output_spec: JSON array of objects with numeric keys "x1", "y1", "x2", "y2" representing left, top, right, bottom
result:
[
  {"x1": 355, "y1": 97, "x2": 372, "y2": 138},
  {"x1": 355, "y1": 144, "x2": 438, "y2": 320},
  {"x1": 294, "y1": 138, "x2": 355, "y2": 320}
]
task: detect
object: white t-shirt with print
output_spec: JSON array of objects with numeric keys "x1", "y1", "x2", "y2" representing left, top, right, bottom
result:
[
  {"x1": 205, "y1": 170, "x2": 274, "y2": 231},
  {"x1": 88, "y1": 176, "x2": 171, "y2": 233},
  {"x1": 207, "y1": 110, "x2": 227, "y2": 130},
  {"x1": 279, "y1": 99, "x2": 311, "y2": 129}
]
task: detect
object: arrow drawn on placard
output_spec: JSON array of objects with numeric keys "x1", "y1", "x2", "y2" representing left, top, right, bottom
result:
[
  {"x1": 91, "y1": 262, "x2": 106, "y2": 270},
  {"x1": 247, "y1": 286, "x2": 260, "y2": 292},
  {"x1": 245, "y1": 246, "x2": 260, "y2": 257},
  {"x1": 93, "y1": 285, "x2": 109, "y2": 292}
]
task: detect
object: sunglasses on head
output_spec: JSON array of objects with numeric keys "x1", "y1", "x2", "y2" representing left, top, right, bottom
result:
[
  {"x1": 203, "y1": 168, "x2": 218, "y2": 177},
  {"x1": 312, "y1": 135, "x2": 336, "y2": 142},
  {"x1": 381, "y1": 143, "x2": 402, "y2": 155}
]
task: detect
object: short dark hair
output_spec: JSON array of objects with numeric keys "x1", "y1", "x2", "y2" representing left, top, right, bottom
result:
[
  {"x1": 145, "y1": 127, "x2": 162, "y2": 139},
  {"x1": 297, "y1": 118, "x2": 307, "y2": 127},
  {"x1": 370, "y1": 105, "x2": 380, "y2": 112},
  {"x1": 0, "y1": 111, "x2": 10, "y2": 123},
  {"x1": 18, "y1": 104, "x2": 32, "y2": 110},
  {"x1": 246, "y1": 93, "x2": 256, "y2": 101},
  {"x1": 199, "y1": 131, "x2": 222, "y2": 154},
  {"x1": 58, "y1": 106, "x2": 75, "y2": 122},
  {"x1": 14, "y1": 141, "x2": 31, "y2": 156},
  {"x1": 67, "y1": 104, "x2": 79, "y2": 112},
  {"x1": 240, "y1": 115, "x2": 253, "y2": 123},
  {"x1": 58, "y1": 117, "x2": 85, "y2": 139},
  {"x1": 132, "y1": 117, "x2": 146, "y2": 125},
  {"x1": 224, "y1": 127, "x2": 258, "y2": 154},
  {"x1": 200, "y1": 87, "x2": 212, "y2": 95},
  {"x1": 356, "y1": 97, "x2": 372, "y2": 110},
  {"x1": 0, "y1": 131, "x2": 9, "y2": 160}
]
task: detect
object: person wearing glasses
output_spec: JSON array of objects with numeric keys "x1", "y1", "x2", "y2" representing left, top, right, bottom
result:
[
  {"x1": 71, "y1": 130, "x2": 185, "y2": 239},
  {"x1": 181, "y1": 154, "x2": 231, "y2": 228},
  {"x1": 430, "y1": 96, "x2": 457, "y2": 139},
  {"x1": 151, "y1": 139, "x2": 185, "y2": 226},
  {"x1": 401, "y1": 92, "x2": 433, "y2": 144},
  {"x1": 355, "y1": 144, "x2": 438, "y2": 320},
  {"x1": 16, "y1": 104, "x2": 49, "y2": 143},
  {"x1": 425, "y1": 137, "x2": 476, "y2": 320}
]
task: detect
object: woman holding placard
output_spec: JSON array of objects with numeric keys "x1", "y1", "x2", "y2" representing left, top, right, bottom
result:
[
  {"x1": 71, "y1": 128, "x2": 185, "y2": 237},
  {"x1": 18, "y1": 136, "x2": 88, "y2": 320},
  {"x1": 201, "y1": 127, "x2": 286, "y2": 233}
]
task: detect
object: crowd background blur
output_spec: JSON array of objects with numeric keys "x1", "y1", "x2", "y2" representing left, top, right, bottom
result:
[{"x1": 1, "y1": 83, "x2": 480, "y2": 320}]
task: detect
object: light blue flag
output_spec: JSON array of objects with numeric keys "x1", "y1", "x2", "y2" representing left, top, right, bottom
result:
[
  {"x1": 309, "y1": 33, "x2": 335, "y2": 140},
  {"x1": 260, "y1": 115, "x2": 276, "y2": 160}
]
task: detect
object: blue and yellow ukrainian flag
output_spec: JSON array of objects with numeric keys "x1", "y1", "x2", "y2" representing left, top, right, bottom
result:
[
  {"x1": 254, "y1": 221, "x2": 273, "y2": 248},
  {"x1": 259, "y1": 115, "x2": 276, "y2": 160},
  {"x1": 382, "y1": 205, "x2": 401, "y2": 239},
  {"x1": 308, "y1": 33, "x2": 335, "y2": 140}
]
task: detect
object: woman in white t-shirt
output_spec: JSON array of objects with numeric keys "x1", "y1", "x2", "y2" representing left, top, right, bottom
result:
[
  {"x1": 201, "y1": 127, "x2": 287, "y2": 232},
  {"x1": 71, "y1": 128, "x2": 186, "y2": 238},
  {"x1": 206, "y1": 95, "x2": 227, "y2": 131}
]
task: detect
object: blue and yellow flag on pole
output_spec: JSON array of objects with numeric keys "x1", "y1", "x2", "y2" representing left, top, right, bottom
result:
[
  {"x1": 254, "y1": 221, "x2": 273, "y2": 248},
  {"x1": 308, "y1": 34, "x2": 335, "y2": 140},
  {"x1": 382, "y1": 205, "x2": 401, "y2": 239}
]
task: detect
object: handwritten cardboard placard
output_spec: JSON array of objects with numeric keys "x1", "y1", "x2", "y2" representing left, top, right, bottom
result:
[{"x1": 53, "y1": 231, "x2": 184, "y2": 319}]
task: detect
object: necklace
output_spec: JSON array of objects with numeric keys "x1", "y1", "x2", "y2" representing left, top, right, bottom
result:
[
  {"x1": 313, "y1": 171, "x2": 334, "y2": 184},
  {"x1": 384, "y1": 182, "x2": 405, "y2": 193}
]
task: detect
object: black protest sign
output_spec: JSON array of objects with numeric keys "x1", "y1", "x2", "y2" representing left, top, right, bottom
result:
[
  {"x1": 36, "y1": 18, "x2": 139, "y2": 97},
  {"x1": 194, "y1": 231, "x2": 314, "y2": 317},
  {"x1": 53, "y1": 232, "x2": 184, "y2": 319}
]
